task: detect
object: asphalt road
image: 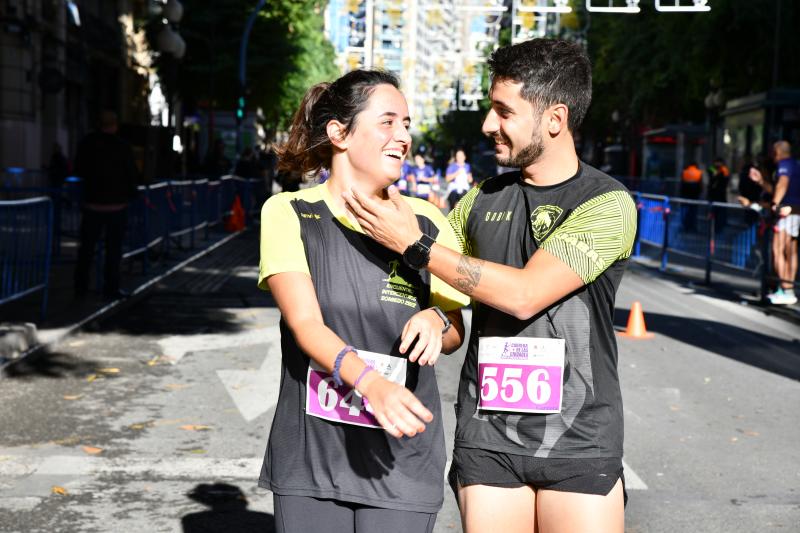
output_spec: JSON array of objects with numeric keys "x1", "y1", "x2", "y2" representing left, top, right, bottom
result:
[{"x1": 1, "y1": 233, "x2": 798, "y2": 532}]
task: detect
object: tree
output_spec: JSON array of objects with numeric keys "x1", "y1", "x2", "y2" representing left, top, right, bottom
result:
[
  {"x1": 154, "y1": 0, "x2": 338, "y2": 141},
  {"x1": 584, "y1": 0, "x2": 799, "y2": 135}
]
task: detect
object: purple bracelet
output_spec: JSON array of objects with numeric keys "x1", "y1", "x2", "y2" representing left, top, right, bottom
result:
[
  {"x1": 332, "y1": 345, "x2": 355, "y2": 387},
  {"x1": 353, "y1": 366, "x2": 373, "y2": 392}
]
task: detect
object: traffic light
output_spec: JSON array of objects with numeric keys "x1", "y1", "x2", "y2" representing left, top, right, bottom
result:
[{"x1": 236, "y1": 96, "x2": 245, "y2": 122}]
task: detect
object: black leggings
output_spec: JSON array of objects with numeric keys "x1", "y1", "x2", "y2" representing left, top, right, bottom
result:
[{"x1": 273, "y1": 494, "x2": 437, "y2": 533}]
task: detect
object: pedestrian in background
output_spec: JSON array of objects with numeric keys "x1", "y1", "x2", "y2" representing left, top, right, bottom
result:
[
  {"x1": 201, "y1": 138, "x2": 232, "y2": 177},
  {"x1": 680, "y1": 161, "x2": 703, "y2": 232},
  {"x1": 445, "y1": 148, "x2": 473, "y2": 210},
  {"x1": 258, "y1": 69, "x2": 468, "y2": 532},
  {"x1": 234, "y1": 146, "x2": 262, "y2": 179},
  {"x1": 408, "y1": 152, "x2": 437, "y2": 205},
  {"x1": 73, "y1": 111, "x2": 139, "y2": 300},
  {"x1": 708, "y1": 157, "x2": 730, "y2": 230},
  {"x1": 46, "y1": 142, "x2": 69, "y2": 189},
  {"x1": 750, "y1": 140, "x2": 799, "y2": 305}
]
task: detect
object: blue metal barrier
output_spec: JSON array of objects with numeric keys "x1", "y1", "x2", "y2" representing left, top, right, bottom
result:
[
  {"x1": 0, "y1": 175, "x2": 267, "y2": 311},
  {"x1": 633, "y1": 193, "x2": 783, "y2": 299},
  {"x1": 0, "y1": 197, "x2": 53, "y2": 318}
]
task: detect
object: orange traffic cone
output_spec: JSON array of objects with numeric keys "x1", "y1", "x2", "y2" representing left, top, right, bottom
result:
[
  {"x1": 224, "y1": 195, "x2": 246, "y2": 232},
  {"x1": 617, "y1": 301, "x2": 654, "y2": 339}
]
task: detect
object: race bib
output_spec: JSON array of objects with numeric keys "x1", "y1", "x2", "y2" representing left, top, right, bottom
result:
[
  {"x1": 416, "y1": 183, "x2": 431, "y2": 196},
  {"x1": 477, "y1": 337, "x2": 565, "y2": 414},
  {"x1": 306, "y1": 350, "x2": 406, "y2": 428}
]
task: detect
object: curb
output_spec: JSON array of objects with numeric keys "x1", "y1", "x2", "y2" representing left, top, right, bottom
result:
[{"x1": 0, "y1": 230, "x2": 247, "y2": 374}]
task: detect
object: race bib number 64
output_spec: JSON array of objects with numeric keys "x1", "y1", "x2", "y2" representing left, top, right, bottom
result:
[
  {"x1": 306, "y1": 350, "x2": 406, "y2": 428},
  {"x1": 477, "y1": 337, "x2": 565, "y2": 414}
]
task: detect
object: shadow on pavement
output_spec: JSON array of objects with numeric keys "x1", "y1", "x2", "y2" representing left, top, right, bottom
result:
[
  {"x1": 182, "y1": 483, "x2": 275, "y2": 533},
  {"x1": 614, "y1": 307, "x2": 800, "y2": 381},
  {"x1": 2, "y1": 348, "x2": 101, "y2": 380}
]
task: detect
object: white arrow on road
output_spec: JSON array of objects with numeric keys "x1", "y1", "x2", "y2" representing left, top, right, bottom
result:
[
  {"x1": 217, "y1": 326, "x2": 283, "y2": 422},
  {"x1": 156, "y1": 324, "x2": 277, "y2": 364}
]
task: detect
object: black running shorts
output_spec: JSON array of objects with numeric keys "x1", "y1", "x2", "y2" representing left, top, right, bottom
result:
[{"x1": 448, "y1": 447, "x2": 625, "y2": 497}]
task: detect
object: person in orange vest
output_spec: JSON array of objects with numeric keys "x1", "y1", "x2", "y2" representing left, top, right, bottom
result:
[{"x1": 680, "y1": 162, "x2": 703, "y2": 232}]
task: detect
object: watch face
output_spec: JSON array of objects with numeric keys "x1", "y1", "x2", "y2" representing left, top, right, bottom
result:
[{"x1": 404, "y1": 243, "x2": 429, "y2": 269}]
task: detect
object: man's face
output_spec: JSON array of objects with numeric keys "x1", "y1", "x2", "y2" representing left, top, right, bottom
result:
[{"x1": 482, "y1": 79, "x2": 544, "y2": 168}]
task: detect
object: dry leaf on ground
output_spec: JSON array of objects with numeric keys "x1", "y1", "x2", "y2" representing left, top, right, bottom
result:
[
  {"x1": 63, "y1": 395, "x2": 82, "y2": 401},
  {"x1": 52, "y1": 486, "x2": 68, "y2": 496},
  {"x1": 97, "y1": 368, "x2": 120, "y2": 374},
  {"x1": 180, "y1": 425, "x2": 212, "y2": 431},
  {"x1": 82, "y1": 446, "x2": 103, "y2": 455}
]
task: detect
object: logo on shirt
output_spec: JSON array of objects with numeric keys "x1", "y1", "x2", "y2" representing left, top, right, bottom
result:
[
  {"x1": 381, "y1": 260, "x2": 418, "y2": 308},
  {"x1": 484, "y1": 210, "x2": 513, "y2": 222},
  {"x1": 530, "y1": 205, "x2": 563, "y2": 242}
]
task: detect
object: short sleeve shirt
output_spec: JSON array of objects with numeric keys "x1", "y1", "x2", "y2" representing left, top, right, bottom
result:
[
  {"x1": 448, "y1": 163, "x2": 636, "y2": 459},
  {"x1": 776, "y1": 158, "x2": 800, "y2": 205},
  {"x1": 257, "y1": 184, "x2": 469, "y2": 512}
]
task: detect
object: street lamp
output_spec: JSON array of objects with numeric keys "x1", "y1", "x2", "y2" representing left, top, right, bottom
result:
[
  {"x1": 704, "y1": 84, "x2": 724, "y2": 160},
  {"x1": 154, "y1": 0, "x2": 185, "y2": 176}
]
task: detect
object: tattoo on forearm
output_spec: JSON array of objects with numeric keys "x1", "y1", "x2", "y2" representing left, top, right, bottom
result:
[{"x1": 454, "y1": 256, "x2": 483, "y2": 295}]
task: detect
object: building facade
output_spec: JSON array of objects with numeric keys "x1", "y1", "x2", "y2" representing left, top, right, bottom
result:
[{"x1": 0, "y1": 0, "x2": 152, "y2": 179}]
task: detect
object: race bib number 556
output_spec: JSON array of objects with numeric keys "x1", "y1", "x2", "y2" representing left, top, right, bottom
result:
[
  {"x1": 477, "y1": 337, "x2": 565, "y2": 414},
  {"x1": 306, "y1": 350, "x2": 406, "y2": 428}
]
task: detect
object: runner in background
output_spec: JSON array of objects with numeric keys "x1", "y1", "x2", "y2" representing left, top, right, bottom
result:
[
  {"x1": 408, "y1": 152, "x2": 439, "y2": 207},
  {"x1": 445, "y1": 148, "x2": 474, "y2": 210},
  {"x1": 258, "y1": 69, "x2": 469, "y2": 533}
]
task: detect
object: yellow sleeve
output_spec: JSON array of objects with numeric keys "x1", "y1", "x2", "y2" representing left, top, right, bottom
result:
[
  {"x1": 258, "y1": 193, "x2": 310, "y2": 290},
  {"x1": 408, "y1": 199, "x2": 471, "y2": 312},
  {"x1": 541, "y1": 190, "x2": 637, "y2": 284},
  {"x1": 446, "y1": 185, "x2": 481, "y2": 255}
]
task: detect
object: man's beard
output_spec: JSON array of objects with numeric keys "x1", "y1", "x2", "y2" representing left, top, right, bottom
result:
[{"x1": 495, "y1": 130, "x2": 544, "y2": 169}]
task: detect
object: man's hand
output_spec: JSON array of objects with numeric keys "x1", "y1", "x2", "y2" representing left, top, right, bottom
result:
[{"x1": 343, "y1": 185, "x2": 423, "y2": 254}]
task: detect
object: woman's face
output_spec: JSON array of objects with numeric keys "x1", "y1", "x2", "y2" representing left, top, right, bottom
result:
[
  {"x1": 455, "y1": 150, "x2": 466, "y2": 164},
  {"x1": 343, "y1": 84, "x2": 411, "y2": 187}
]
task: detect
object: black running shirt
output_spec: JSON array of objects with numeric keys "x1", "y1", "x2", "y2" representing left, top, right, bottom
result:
[
  {"x1": 258, "y1": 184, "x2": 469, "y2": 512},
  {"x1": 448, "y1": 163, "x2": 636, "y2": 459}
]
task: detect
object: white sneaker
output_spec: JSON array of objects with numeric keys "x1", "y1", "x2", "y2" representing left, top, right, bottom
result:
[
  {"x1": 767, "y1": 289, "x2": 784, "y2": 303},
  {"x1": 771, "y1": 291, "x2": 798, "y2": 305}
]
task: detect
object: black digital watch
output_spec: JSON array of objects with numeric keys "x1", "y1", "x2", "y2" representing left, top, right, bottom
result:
[{"x1": 402, "y1": 233, "x2": 435, "y2": 270}]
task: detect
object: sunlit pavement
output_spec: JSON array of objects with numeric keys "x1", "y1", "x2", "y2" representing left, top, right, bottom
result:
[{"x1": 1, "y1": 231, "x2": 798, "y2": 532}]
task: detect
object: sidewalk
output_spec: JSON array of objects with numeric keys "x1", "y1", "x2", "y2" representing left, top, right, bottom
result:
[
  {"x1": 0, "y1": 226, "x2": 248, "y2": 365},
  {"x1": 633, "y1": 246, "x2": 800, "y2": 325}
]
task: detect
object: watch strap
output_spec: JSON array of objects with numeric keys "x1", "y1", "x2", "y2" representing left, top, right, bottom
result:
[
  {"x1": 419, "y1": 233, "x2": 435, "y2": 250},
  {"x1": 431, "y1": 305, "x2": 451, "y2": 334}
]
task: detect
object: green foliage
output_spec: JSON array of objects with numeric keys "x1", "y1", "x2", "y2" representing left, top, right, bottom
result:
[
  {"x1": 585, "y1": 0, "x2": 799, "y2": 133},
  {"x1": 162, "y1": 0, "x2": 337, "y2": 139}
]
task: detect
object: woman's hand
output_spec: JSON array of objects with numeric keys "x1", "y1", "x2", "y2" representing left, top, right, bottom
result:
[
  {"x1": 358, "y1": 372, "x2": 433, "y2": 439},
  {"x1": 400, "y1": 309, "x2": 445, "y2": 366}
]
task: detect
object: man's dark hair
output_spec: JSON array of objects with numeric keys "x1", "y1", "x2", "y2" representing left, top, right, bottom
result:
[{"x1": 488, "y1": 39, "x2": 592, "y2": 132}]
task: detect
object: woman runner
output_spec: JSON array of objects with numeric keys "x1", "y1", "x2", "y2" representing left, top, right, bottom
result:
[{"x1": 257, "y1": 69, "x2": 469, "y2": 533}]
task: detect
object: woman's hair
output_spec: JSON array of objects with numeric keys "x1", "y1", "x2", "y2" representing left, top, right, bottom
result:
[{"x1": 277, "y1": 69, "x2": 400, "y2": 175}]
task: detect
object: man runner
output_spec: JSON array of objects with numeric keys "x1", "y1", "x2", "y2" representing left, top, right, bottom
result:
[{"x1": 344, "y1": 38, "x2": 636, "y2": 532}]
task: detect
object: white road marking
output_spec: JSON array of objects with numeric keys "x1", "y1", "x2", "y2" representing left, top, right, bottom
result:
[
  {"x1": 622, "y1": 459, "x2": 648, "y2": 490},
  {"x1": 0, "y1": 455, "x2": 262, "y2": 480},
  {"x1": 157, "y1": 324, "x2": 279, "y2": 364},
  {"x1": 217, "y1": 333, "x2": 282, "y2": 422}
]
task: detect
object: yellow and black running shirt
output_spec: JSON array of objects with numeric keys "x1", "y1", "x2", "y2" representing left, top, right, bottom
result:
[
  {"x1": 449, "y1": 163, "x2": 636, "y2": 459},
  {"x1": 258, "y1": 183, "x2": 468, "y2": 512}
]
